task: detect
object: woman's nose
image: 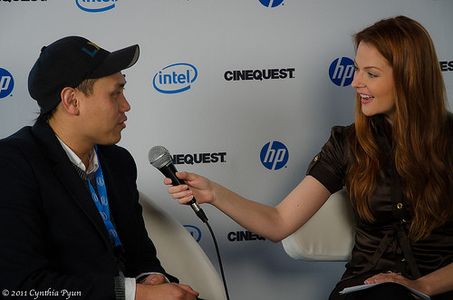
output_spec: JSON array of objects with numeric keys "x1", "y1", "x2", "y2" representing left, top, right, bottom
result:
[{"x1": 351, "y1": 71, "x2": 364, "y2": 89}]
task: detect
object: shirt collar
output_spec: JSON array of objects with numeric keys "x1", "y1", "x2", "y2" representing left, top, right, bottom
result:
[{"x1": 56, "y1": 136, "x2": 99, "y2": 174}]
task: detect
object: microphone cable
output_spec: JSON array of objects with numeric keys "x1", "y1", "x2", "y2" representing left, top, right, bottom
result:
[
  {"x1": 148, "y1": 145, "x2": 230, "y2": 300},
  {"x1": 203, "y1": 219, "x2": 230, "y2": 300}
]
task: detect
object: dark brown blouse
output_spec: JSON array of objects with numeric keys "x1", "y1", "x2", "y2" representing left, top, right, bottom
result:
[{"x1": 307, "y1": 114, "x2": 453, "y2": 283}]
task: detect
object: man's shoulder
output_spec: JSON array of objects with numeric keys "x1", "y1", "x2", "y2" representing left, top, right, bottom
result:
[
  {"x1": 0, "y1": 127, "x2": 41, "y2": 176},
  {"x1": 98, "y1": 144, "x2": 138, "y2": 179},
  {"x1": 98, "y1": 144, "x2": 136, "y2": 169},
  {"x1": 0, "y1": 126, "x2": 35, "y2": 152},
  {"x1": 98, "y1": 144, "x2": 133, "y2": 160}
]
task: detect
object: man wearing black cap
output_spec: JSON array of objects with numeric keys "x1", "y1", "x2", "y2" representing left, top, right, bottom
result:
[{"x1": 0, "y1": 36, "x2": 199, "y2": 300}]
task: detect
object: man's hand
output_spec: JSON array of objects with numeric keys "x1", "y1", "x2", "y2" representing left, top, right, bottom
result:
[
  {"x1": 140, "y1": 274, "x2": 168, "y2": 285},
  {"x1": 135, "y1": 282, "x2": 199, "y2": 300}
]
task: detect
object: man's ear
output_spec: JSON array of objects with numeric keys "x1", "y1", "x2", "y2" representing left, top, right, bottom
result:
[{"x1": 60, "y1": 87, "x2": 80, "y2": 115}]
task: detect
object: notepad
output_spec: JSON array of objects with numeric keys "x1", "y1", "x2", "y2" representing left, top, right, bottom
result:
[{"x1": 339, "y1": 282, "x2": 430, "y2": 300}]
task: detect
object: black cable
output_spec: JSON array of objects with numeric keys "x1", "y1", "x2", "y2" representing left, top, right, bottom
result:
[
  {"x1": 205, "y1": 221, "x2": 230, "y2": 300},
  {"x1": 147, "y1": 146, "x2": 230, "y2": 298}
]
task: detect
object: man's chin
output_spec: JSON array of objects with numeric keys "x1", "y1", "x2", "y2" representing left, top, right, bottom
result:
[{"x1": 98, "y1": 134, "x2": 122, "y2": 146}]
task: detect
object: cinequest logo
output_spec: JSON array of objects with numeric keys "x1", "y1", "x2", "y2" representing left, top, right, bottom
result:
[
  {"x1": 184, "y1": 225, "x2": 202, "y2": 242},
  {"x1": 172, "y1": 152, "x2": 227, "y2": 165},
  {"x1": 224, "y1": 68, "x2": 295, "y2": 81},
  {"x1": 0, "y1": 68, "x2": 14, "y2": 99},
  {"x1": 75, "y1": 0, "x2": 116, "y2": 13},
  {"x1": 227, "y1": 230, "x2": 265, "y2": 242},
  {"x1": 258, "y1": 0, "x2": 284, "y2": 8},
  {"x1": 260, "y1": 141, "x2": 289, "y2": 170},
  {"x1": 440, "y1": 60, "x2": 453, "y2": 72},
  {"x1": 153, "y1": 63, "x2": 198, "y2": 94},
  {"x1": 329, "y1": 57, "x2": 355, "y2": 87}
]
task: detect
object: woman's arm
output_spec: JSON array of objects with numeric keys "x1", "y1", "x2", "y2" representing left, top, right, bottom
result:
[{"x1": 166, "y1": 172, "x2": 331, "y2": 242}]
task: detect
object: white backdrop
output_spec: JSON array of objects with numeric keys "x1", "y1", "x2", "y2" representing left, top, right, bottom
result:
[{"x1": 1, "y1": 1, "x2": 452, "y2": 299}]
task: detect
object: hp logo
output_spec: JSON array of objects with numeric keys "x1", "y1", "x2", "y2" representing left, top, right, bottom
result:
[
  {"x1": 184, "y1": 225, "x2": 202, "y2": 242},
  {"x1": 329, "y1": 57, "x2": 355, "y2": 87},
  {"x1": 0, "y1": 68, "x2": 14, "y2": 99},
  {"x1": 75, "y1": 0, "x2": 117, "y2": 13},
  {"x1": 153, "y1": 63, "x2": 198, "y2": 94},
  {"x1": 259, "y1": 0, "x2": 284, "y2": 8},
  {"x1": 260, "y1": 141, "x2": 289, "y2": 170}
]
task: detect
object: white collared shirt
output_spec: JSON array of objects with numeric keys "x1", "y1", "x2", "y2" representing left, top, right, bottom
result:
[
  {"x1": 56, "y1": 137, "x2": 99, "y2": 174},
  {"x1": 56, "y1": 137, "x2": 137, "y2": 299}
]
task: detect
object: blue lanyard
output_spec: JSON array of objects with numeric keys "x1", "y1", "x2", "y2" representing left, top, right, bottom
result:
[{"x1": 87, "y1": 160, "x2": 122, "y2": 247}]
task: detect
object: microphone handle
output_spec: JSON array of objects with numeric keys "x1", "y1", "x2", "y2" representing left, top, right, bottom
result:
[
  {"x1": 159, "y1": 164, "x2": 208, "y2": 223},
  {"x1": 161, "y1": 163, "x2": 183, "y2": 185}
]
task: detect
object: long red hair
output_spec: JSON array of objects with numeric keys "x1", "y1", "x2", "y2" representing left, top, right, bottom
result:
[{"x1": 346, "y1": 16, "x2": 452, "y2": 240}]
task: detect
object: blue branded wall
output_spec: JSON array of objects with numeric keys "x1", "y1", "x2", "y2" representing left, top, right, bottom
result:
[{"x1": 1, "y1": 1, "x2": 452, "y2": 299}]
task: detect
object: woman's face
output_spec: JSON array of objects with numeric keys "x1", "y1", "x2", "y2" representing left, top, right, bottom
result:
[{"x1": 351, "y1": 41, "x2": 396, "y2": 120}]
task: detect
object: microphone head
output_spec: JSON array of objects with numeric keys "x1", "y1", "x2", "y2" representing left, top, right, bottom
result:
[{"x1": 148, "y1": 146, "x2": 172, "y2": 169}]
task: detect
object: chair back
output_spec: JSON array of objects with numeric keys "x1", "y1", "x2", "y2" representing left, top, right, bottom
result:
[
  {"x1": 140, "y1": 192, "x2": 227, "y2": 300},
  {"x1": 282, "y1": 189, "x2": 355, "y2": 261}
]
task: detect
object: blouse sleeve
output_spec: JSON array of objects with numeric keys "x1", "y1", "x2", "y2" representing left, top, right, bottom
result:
[{"x1": 306, "y1": 125, "x2": 351, "y2": 194}]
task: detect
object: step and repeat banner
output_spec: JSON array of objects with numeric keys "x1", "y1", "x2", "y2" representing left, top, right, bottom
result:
[{"x1": 1, "y1": 1, "x2": 452, "y2": 299}]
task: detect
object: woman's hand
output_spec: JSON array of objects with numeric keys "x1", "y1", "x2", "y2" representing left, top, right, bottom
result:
[
  {"x1": 164, "y1": 171, "x2": 216, "y2": 205},
  {"x1": 364, "y1": 271, "x2": 428, "y2": 295}
]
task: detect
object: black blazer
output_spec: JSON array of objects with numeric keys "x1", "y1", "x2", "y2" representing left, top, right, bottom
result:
[{"x1": 0, "y1": 121, "x2": 175, "y2": 299}]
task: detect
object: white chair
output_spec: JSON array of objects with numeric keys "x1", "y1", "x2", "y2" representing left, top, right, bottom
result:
[
  {"x1": 139, "y1": 192, "x2": 228, "y2": 300},
  {"x1": 282, "y1": 189, "x2": 355, "y2": 261}
]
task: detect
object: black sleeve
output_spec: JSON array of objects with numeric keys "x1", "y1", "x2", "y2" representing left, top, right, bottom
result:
[
  {"x1": 0, "y1": 142, "x2": 116, "y2": 300},
  {"x1": 306, "y1": 125, "x2": 351, "y2": 194}
]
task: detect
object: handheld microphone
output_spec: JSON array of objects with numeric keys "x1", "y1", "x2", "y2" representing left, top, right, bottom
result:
[{"x1": 148, "y1": 146, "x2": 208, "y2": 223}]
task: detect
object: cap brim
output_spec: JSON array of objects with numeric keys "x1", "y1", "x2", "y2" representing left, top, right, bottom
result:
[{"x1": 90, "y1": 44, "x2": 140, "y2": 78}]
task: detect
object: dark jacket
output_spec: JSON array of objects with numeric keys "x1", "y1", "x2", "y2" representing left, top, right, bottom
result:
[
  {"x1": 0, "y1": 120, "x2": 174, "y2": 299},
  {"x1": 307, "y1": 114, "x2": 453, "y2": 298}
]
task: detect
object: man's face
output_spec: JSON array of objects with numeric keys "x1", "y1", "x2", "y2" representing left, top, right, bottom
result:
[{"x1": 76, "y1": 72, "x2": 130, "y2": 145}]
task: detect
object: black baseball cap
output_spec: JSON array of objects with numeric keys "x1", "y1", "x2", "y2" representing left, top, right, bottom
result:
[{"x1": 28, "y1": 36, "x2": 140, "y2": 113}]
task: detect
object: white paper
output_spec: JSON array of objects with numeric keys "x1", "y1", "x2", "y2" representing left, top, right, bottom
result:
[{"x1": 339, "y1": 282, "x2": 430, "y2": 300}]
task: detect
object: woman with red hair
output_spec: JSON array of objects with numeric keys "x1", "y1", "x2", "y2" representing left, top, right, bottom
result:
[{"x1": 167, "y1": 16, "x2": 453, "y2": 299}]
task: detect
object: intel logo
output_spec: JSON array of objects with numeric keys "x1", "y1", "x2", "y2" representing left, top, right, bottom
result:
[
  {"x1": 260, "y1": 141, "x2": 289, "y2": 170},
  {"x1": 0, "y1": 68, "x2": 14, "y2": 99},
  {"x1": 75, "y1": 0, "x2": 117, "y2": 13},
  {"x1": 329, "y1": 57, "x2": 355, "y2": 87},
  {"x1": 259, "y1": 0, "x2": 284, "y2": 8},
  {"x1": 153, "y1": 63, "x2": 198, "y2": 94},
  {"x1": 184, "y1": 225, "x2": 202, "y2": 242}
]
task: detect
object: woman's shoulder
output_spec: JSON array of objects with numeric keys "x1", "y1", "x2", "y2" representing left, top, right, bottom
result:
[
  {"x1": 446, "y1": 111, "x2": 453, "y2": 145},
  {"x1": 319, "y1": 123, "x2": 355, "y2": 162},
  {"x1": 306, "y1": 123, "x2": 354, "y2": 194},
  {"x1": 443, "y1": 112, "x2": 453, "y2": 143},
  {"x1": 331, "y1": 123, "x2": 354, "y2": 133},
  {"x1": 330, "y1": 123, "x2": 355, "y2": 142},
  {"x1": 446, "y1": 111, "x2": 453, "y2": 129}
]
